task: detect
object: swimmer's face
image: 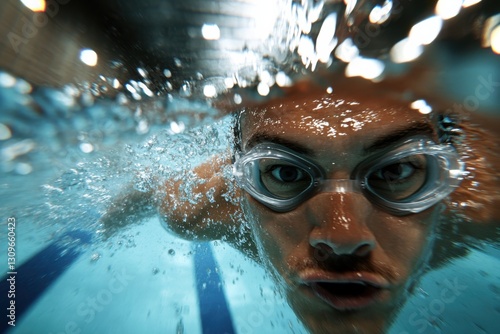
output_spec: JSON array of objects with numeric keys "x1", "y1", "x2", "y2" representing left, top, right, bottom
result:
[{"x1": 239, "y1": 88, "x2": 440, "y2": 334}]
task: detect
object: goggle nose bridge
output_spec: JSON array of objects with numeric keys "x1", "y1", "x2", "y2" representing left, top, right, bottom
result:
[{"x1": 316, "y1": 179, "x2": 362, "y2": 194}]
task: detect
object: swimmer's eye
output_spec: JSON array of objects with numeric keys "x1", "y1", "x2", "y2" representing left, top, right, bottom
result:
[
  {"x1": 270, "y1": 165, "x2": 306, "y2": 182},
  {"x1": 371, "y1": 162, "x2": 415, "y2": 182},
  {"x1": 367, "y1": 155, "x2": 427, "y2": 201},
  {"x1": 258, "y1": 161, "x2": 312, "y2": 199}
]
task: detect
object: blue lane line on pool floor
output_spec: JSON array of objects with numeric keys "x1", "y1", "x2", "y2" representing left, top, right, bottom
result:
[
  {"x1": 194, "y1": 242, "x2": 236, "y2": 334},
  {"x1": 0, "y1": 230, "x2": 92, "y2": 334}
]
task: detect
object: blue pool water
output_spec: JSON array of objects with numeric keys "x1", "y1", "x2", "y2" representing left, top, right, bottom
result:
[{"x1": 1, "y1": 0, "x2": 500, "y2": 333}]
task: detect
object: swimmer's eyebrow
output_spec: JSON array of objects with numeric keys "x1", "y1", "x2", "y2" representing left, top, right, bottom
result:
[
  {"x1": 245, "y1": 133, "x2": 314, "y2": 155},
  {"x1": 364, "y1": 121, "x2": 435, "y2": 153}
]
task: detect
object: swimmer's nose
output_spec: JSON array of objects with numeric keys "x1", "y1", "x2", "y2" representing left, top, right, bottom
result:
[{"x1": 308, "y1": 193, "x2": 375, "y2": 257}]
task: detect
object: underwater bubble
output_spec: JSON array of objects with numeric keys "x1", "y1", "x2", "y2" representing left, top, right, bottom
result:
[
  {"x1": 79, "y1": 143, "x2": 94, "y2": 154},
  {"x1": 230, "y1": 94, "x2": 241, "y2": 105},
  {"x1": 163, "y1": 69, "x2": 172, "y2": 78},
  {"x1": 259, "y1": 70, "x2": 274, "y2": 86},
  {"x1": 369, "y1": 0, "x2": 393, "y2": 24},
  {"x1": 90, "y1": 252, "x2": 101, "y2": 262},
  {"x1": 20, "y1": 0, "x2": 46, "y2": 12},
  {"x1": 275, "y1": 72, "x2": 292, "y2": 87},
  {"x1": 203, "y1": 84, "x2": 217, "y2": 98},
  {"x1": 345, "y1": 57, "x2": 384, "y2": 80},
  {"x1": 224, "y1": 77, "x2": 234, "y2": 89},
  {"x1": 390, "y1": 37, "x2": 424, "y2": 64},
  {"x1": 165, "y1": 81, "x2": 173, "y2": 91},
  {"x1": 136, "y1": 120, "x2": 149, "y2": 135},
  {"x1": 1, "y1": 139, "x2": 36, "y2": 161},
  {"x1": 463, "y1": 0, "x2": 482, "y2": 7},
  {"x1": 201, "y1": 23, "x2": 220, "y2": 40},
  {"x1": 138, "y1": 82, "x2": 154, "y2": 97},
  {"x1": 409, "y1": 16, "x2": 443, "y2": 46},
  {"x1": 180, "y1": 82, "x2": 192, "y2": 97},
  {"x1": 125, "y1": 84, "x2": 137, "y2": 94},
  {"x1": 344, "y1": 0, "x2": 357, "y2": 17},
  {"x1": 297, "y1": 35, "x2": 317, "y2": 70},
  {"x1": 170, "y1": 121, "x2": 185, "y2": 134},
  {"x1": 490, "y1": 24, "x2": 500, "y2": 54},
  {"x1": 335, "y1": 38, "x2": 359, "y2": 63},
  {"x1": 315, "y1": 12, "x2": 338, "y2": 64},
  {"x1": 14, "y1": 78, "x2": 32, "y2": 94},
  {"x1": 79, "y1": 48, "x2": 98, "y2": 67},
  {"x1": 63, "y1": 84, "x2": 80, "y2": 97},
  {"x1": 257, "y1": 82, "x2": 270, "y2": 96},
  {"x1": 206, "y1": 187, "x2": 216, "y2": 203},
  {"x1": 137, "y1": 67, "x2": 148, "y2": 78},
  {"x1": 168, "y1": 249, "x2": 175, "y2": 256},
  {"x1": 435, "y1": 0, "x2": 463, "y2": 20},
  {"x1": 0, "y1": 123, "x2": 12, "y2": 140},
  {"x1": 410, "y1": 99, "x2": 433, "y2": 114},
  {"x1": 14, "y1": 162, "x2": 33, "y2": 175}
]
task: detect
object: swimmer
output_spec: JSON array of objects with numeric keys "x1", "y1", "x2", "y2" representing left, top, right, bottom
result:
[{"x1": 104, "y1": 78, "x2": 500, "y2": 334}]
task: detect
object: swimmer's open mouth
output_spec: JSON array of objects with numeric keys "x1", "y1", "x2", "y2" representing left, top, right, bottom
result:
[{"x1": 305, "y1": 279, "x2": 389, "y2": 311}]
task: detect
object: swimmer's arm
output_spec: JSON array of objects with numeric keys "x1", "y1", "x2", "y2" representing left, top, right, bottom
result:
[
  {"x1": 101, "y1": 156, "x2": 239, "y2": 238},
  {"x1": 156, "y1": 158, "x2": 259, "y2": 262},
  {"x1": 160, "y1": 156, "x2": 258, "y2": 260},
  {"x1": 158, "y1": 156, "x2": 246, "y2": 242},
  {"x1": 102, "y1": 155, "x2": 258, "y2": 259},
  {"x1": 100, "y1": 185, "x2": 157, "y2": 236}
]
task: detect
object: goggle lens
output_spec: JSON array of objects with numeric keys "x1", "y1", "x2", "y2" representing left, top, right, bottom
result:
[
  {"x1": 258, "y1": 159, "x2": 314, "y2": 199},
  {"x1": 365, "y1": 154, "x2": 429, "y2": 202}
]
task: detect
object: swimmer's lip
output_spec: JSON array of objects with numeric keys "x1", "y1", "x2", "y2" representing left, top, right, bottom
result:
[{"x1": 299, "y1": 271, "x2": 391, "y2": 311}]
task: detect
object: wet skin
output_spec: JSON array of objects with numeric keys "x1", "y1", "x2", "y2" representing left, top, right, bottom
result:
[{"x1": 238, "y1": 88, "x2": 442, "y2": 334}]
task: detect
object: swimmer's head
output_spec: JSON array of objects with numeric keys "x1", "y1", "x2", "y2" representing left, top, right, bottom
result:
[{"x1": 233, "y1": 82, "x2": 464, "y2": 334}]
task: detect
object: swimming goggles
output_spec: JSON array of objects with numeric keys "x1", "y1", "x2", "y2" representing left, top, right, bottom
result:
[{"x1": 233, "y1": 136, "x2": 465, "y2": 215}]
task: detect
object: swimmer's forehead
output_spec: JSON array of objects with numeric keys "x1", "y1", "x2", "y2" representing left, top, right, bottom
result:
[
  {"x1": 241, "y1": 85, "x2": 418, "y2": 118},
  {"x1": 238, "y1": 88, "x2": 437, "y2": 154},
  {"x1": 240, "y1": 89, "x2": 427, "y2": 129}
]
